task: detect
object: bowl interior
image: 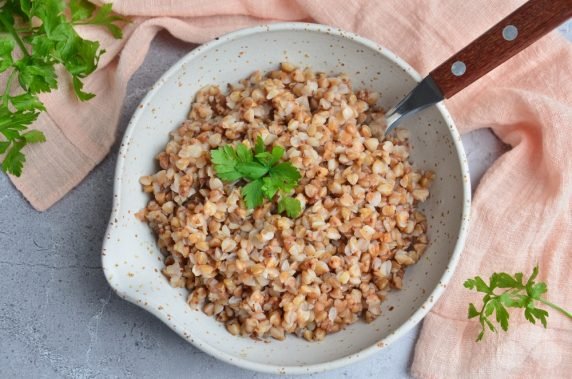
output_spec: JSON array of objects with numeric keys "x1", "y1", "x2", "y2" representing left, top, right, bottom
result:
[{"x1": 103, "y1": 24, "x2": 468, "y2": 373}]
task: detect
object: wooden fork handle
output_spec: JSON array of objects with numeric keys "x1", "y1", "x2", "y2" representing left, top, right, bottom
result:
[{"x1": 429, "y1": 0, "x2": 572, "y2": 99}]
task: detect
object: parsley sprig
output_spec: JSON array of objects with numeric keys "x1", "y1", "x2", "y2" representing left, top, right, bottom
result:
[
  {"x1": 0, "y1": 0, "x2": 126, "y2": 176},
  {"x1": 465, "y1": 265, "x2": 572, "y2": 341},
  {"x1": 210, "y1": 136, "x2": 303, "y2": 217}
]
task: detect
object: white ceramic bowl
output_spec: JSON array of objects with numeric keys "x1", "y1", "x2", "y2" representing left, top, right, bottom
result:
[{"x1": 102, "y1": 22, "x2": 471, "y2": 375}]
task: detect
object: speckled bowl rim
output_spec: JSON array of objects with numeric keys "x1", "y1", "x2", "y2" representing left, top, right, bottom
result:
[{"x1": 102, "y1": 22, "x2": 471, "y2": 375}]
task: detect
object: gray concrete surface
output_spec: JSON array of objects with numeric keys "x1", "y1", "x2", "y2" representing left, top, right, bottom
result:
[{"x1": 1, "y1": 22, "x2": 570, "y2": 379}]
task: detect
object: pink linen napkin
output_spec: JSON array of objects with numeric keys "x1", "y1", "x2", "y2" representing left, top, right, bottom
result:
[{"x1": 8, "y1": 0, "x2": 572, "y2": 377}]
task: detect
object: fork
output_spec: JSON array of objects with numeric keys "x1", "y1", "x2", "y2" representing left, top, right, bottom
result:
[{"x1": 382, "y1": 0, "x2": 572, "y2": 135}]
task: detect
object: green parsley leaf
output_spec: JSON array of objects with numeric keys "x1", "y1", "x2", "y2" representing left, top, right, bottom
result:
[
  {"x1": 527, "y1": 265, "x2": 539, "y2": 287},
  {"x1": 270, "y1": 162, "x2": 300, "y2": 180},
  {"x1": 484, "y1": 300, "x2": 495, "y2": 317},
  {"x1": 262, "y1": 171, "x2": 301, "y2": 202},
  {"x1": 50, "y1": 23, "x2": 81, "y2": 62},
  {"x1": 529, "y1": 307, "x2": 549, "y2": 328},
  {"x1": 223, "y1": 145, "x2": 238, "y2": 161},
  {"x1": 241, "y1": 179, "x2": 264, "y2": 209},
  {"x1": 72, "y1": 76, "x2": 95, "y2": 101},
  {"x1": 79, "y1": 4, "x2": 127, "y2": 39},
  {"x1": 513, "y1": 272, "x2": 524, "y2": 286},
  {"x1": 30, "y1": 35, "x2": 55, "y2": 59},
  {"x1": 254, "y1": 135, "x2": 265, "y2": 155},
  {"x1": 463, "y1": 278, "x2": 476, "y2": 290},
  {"x1": 472, "y1": 276, "x2": 491, "y2": 294},
  {"x1": 0, "y1": 141, "x2": 10, "y2": 154},
  {"x1": 269, "y1": 162, "x2": 301, "y2": 192},
  {"x1": 491, "y1": 272, "x2": 520, "y2": 289},
  {"x1": 0, "y1": 38, "x2": 14, "y2": 73},
  {"x1": 0, "y1": 0, "x2": 126, "y2": 176},
  {"x1": 498, "y1": 292, "x2": 527, "y2": 308},
  {"x1": 529, "y1": 282, "x2": 547, "y2": 299},
  {"x1": 214, "y1": 169, "x2": 243, "y2": 182},
  {"x1": 22, "y1": 130, "x2": 46, "y2": 143},
  {"x1": 211, "y1": 146, "x2": 234, "y2": 165},
  {"x1": 255, "y1": 146, "x2": 284, "y2": 167},
  {"x1": 270, "y1": 146, "x2": 285, "y2": 164},
  {"x1": 70, "y1": 0, "x2": 96, "y2": 22},
  {"x1": 236, "y1": 161, "x2": 269, "y2": 180},
  {"x1": 60, "y1": 37, "x2": 102, "y2": 77},
  {"x1": 277, "y1": 197, "x2": 302, "y2": 218},
  {"x1": 0, "y1": 105, "x2": 40, "y2": 133},
  {"x1": 465, "y1": 266, "x2": 572, "y2": 341},
  {"x1": 235, "y1": 143, "x2": 253, "y2": 163},
  {"x1": 16, "y1": 58, "x2": 58, "y2": 93},
  {"x1": 211, "y1": 138, "x2": 302, "y2": 216},
  {"x1": 10, "y1": 93, "x2": 46, "y2": 112},
  {"x1": 254, "y1": 152, "x2": 272, "y2": 166},
  {"x1": 211, "y1": 145, "x2": 242, "y2": 182},
  {"x1": 468, "y1": 303, "x2": 479, "y2": 319},
  {"x1": 33, "y1": 0, "x2": 66, "y2": 36},
  {"x1": 1, "y1": 141, "x2": 26, "y2": 177},
  {"x1": 261, "y1": 176, "x2": 280, "y2": 199},
  {"x1": 493, "y1": 301, "x2": 510, "y2": 331},
  {"x1": 18, "y1": 0, "x2": 33, "y2": 18}
]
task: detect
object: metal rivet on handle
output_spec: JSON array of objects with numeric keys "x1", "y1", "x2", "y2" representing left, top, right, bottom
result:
[
  {"x1": 503, "y1": 25, "x2": 518, "y2": 41},
  {"x1": 451, "y1": 61, "x2": 466, "y2": 76}
]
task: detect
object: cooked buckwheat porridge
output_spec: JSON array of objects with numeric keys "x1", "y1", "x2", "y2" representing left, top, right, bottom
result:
[{"x1": 137, "y1": 62, "x2": 433, "y2": 341}]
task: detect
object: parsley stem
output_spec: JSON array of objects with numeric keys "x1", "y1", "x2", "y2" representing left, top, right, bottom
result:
[
  {"x1": 538, "y1": 298, "x2": 572, "y2": 320},
  {"x1": 2, "y1": 70, "x2": 16, "y2": 106},
  {"x1": 14, "y1": 27, "x2": 36, "y2": 33},
  {"x1": 72, "y1": 21, "x2": 102, "y2": 26},
  {"x1": 0, "y1": 14, "x2": 30, "y2": 57}
]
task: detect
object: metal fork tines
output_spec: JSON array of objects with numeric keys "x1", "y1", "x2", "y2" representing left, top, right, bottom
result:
[{"x1": 383, "y1": 76, "x2": 444, "y2": 136}]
